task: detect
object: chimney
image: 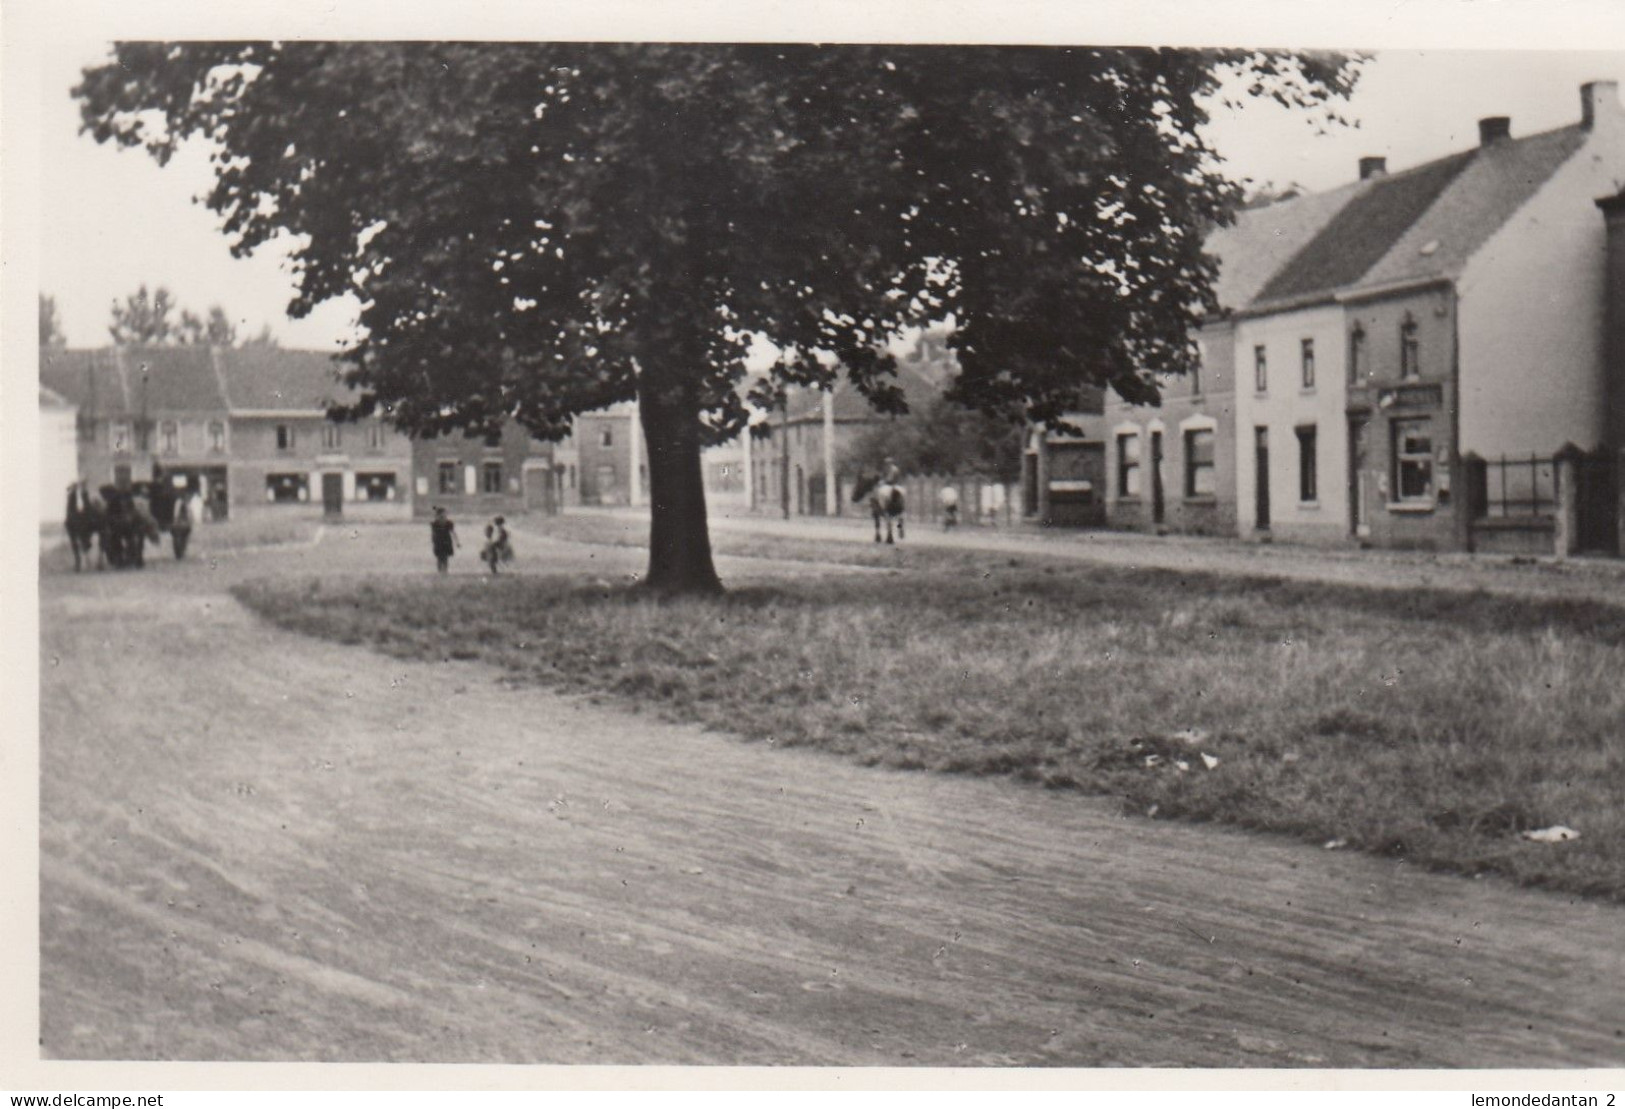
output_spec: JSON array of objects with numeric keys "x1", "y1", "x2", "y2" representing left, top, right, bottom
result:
[
  {"x1": 1581, "y1": 80, "x2": 1621, "y2": 130},
  {"x1": 1358, "y1": 156, "x2": 1387, "y2": 180},
  {"x1": 1478, "y1": 117, "x2": 1511, "y2": 146}
]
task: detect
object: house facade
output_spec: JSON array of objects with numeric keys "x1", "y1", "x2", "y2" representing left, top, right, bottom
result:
[
  {"x1": 1110, "y1": 81, "x2": 1625, "y2": 555},
  {"x1": 39, "y1": 345, "x2": 415, "y2": 520},
  {"x1": 410, "y1": 418, "x2": 559, "y2": 519}
]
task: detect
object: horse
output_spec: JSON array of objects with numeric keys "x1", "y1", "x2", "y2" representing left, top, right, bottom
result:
[
  {"x1": 99, "y1": 485, "x2": 160, "y2": 569},
  {"x1": 64, "y1": 482, "x2": 105, "y2": 572},
  {"x1": 853, "y1": 473, "x2": 906, "y2": 544}
]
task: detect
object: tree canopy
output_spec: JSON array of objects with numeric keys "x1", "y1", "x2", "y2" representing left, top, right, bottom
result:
[
  {"x1": 105, "y1": 282, "x2": 272, "y2": 348},
  {"x1": 40, "y1": 294, "x2": 67, "y2": 349},
  {"x1": 77, "y1": 43, "x2": 1358, "y2": 591}
]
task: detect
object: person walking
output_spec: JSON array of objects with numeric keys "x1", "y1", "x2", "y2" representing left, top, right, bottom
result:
[
  {"x1": 482, "y1": 515, "x2": 513, "y2": 575},
  {"x1": 170, "y1": 489, "x2": 194, "y2": 560},
  {"x1": 430, "y1": 507, "x2": 460, "y2": 573}
]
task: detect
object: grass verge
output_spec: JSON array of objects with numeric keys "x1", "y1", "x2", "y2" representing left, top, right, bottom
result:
[{"x1": 233, "y1": 555, "x2": 1625, "y2": 902}]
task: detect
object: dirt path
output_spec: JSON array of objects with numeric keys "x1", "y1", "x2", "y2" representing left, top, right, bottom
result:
[
  {"x1": 38, "y1": 530, "x2": 1625, "y2": 1066},
  {"x1": 681, "y1": 508, "x2": 1625, "y2": 605}
]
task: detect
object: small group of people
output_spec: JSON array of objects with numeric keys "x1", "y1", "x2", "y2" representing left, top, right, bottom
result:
[{"x1": 429, "y1": 507, "x2": 514, "y2": 575}]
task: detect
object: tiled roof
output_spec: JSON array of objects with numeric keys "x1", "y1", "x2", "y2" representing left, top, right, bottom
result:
[
  {"x1": 1249, "y1": 123, "x2": 1588, "y2": 310},
  {"x1": 39, "y1": 346, "x2": 230, "y2": 415},
  {"x1": 1251, "y1": 151, "x2": 1476, "y2": 309},
  {"x1": 1208, "y1": 180, "x2": 1369, "y2": 311},
  {"x1": 1355, "y1": 125, "x2": 1587, "y2": 291},
  {"x1": 216, "y1": 346, "x2": 351, "y2": 411}
]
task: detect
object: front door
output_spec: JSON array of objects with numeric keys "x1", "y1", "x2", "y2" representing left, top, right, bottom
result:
[
  {"x1": 1348, "y1": 417, "x2": 1368, "y2": 535},
  {"x1": 1254, "y1": 427, "x2": 1270, "y2": 531},
  {"x1": 1150, "y1": 431, "x2": 1165, "y2": 526},
  {"x1": 322, "y1": 473, "x2": 344, "y2": 518}
]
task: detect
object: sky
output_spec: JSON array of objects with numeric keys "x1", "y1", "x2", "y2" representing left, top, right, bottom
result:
[{"x1": 32, "y1": 42, "x2": 1625, "y2": 351}]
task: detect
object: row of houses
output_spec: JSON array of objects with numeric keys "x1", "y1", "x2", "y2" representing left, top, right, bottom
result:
[
  {"x1": 1081, "y1": 80, "x2": 1625, "y2": 555},
  {"x1": 37, "y1": 345, "x2": 749, "y2": 525}
]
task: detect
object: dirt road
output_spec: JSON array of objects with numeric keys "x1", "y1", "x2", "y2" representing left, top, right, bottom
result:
[{"x1": 38, "y1": 527, "x2": 1625, "y2": 1065}]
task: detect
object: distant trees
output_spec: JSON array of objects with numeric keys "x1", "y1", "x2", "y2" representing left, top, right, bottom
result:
[
  {"x1": 106, "y1": 283, "x2": 273, "y2": 348},
  {"x1": 848, "y1": 395, "x2": 1025, "y2": 482},
  {"x1": 39, "y1": 294, "x2": 67, "y2": 349}
]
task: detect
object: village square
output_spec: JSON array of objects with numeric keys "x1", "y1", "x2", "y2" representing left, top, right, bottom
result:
[{"x1": 19, "y1": 37, "x2": 1625, "y2": 1085}]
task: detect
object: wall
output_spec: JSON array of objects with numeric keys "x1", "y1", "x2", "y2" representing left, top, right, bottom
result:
[
  {"x1": 1232, "y1": 303, "x2": 1351, "y2": 543},
  {"x1": 1343, "y1": 286, "x2": 1466, "y2": 550},
  {"x1": 1458, "y1": 116, "x2": 1625, "y2": 458},
  {"x1": 40, "y1": 405, "x2": 78, "y2": 525},
  {"x1": 409, "y1": 419, "x2": 548, "y2": 519},
  {"x1": 1103, "y1": 320, "x2": 1238, "y2": 536},
  {"x1": 236, "y1": 414, "x2": 414, "y2": 518}
]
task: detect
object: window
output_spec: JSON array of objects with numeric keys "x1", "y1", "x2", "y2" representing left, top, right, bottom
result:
[
  {"x1": 111, "y1": 421, "x2": 131, "y2": 453},
  {"x1": 1296, "y1": 425, "x2": 1318, "y2": 503},
  {"x1": 161, "y1": 420, "x2": 179, "y2": 455},
  {"x1": 600, "y1": 427, "x2": 614, "y2": 448},
  {"x1": 1400, "y1": 320, "x2": 1420, "y2": 380},
  {"x1": 367, "y1": 423, "x2": 386, "y2": 451},
  {"x1": 482, "y1": 461, "x2": 504, "y2": 494},
  {"x1": 135, "y1": 421, "x2": 150, "y2": 452},
  {"x1": 276, "y1": 424, "x2": 295, "y2": 452},
  {"x1": 1349, "y1": 325, "x2": 1367, "y2": 384},
  {"x1": 1190, "y1": 356, "x2": 1202, "y2": 397},
  {"x1": 1184, "y1": 428, "x2": 1215, "y2": 497},
  {"x1": 1394, "y1": 419, "x2": 1433, "y2": 502},
  {"x1": 209, "y1": 420, "x2": 226, "y2": 453},
  {"x1": 1253, "y1": 345, "x2": 1268, "y2": 393},
  {"x1": 1117, "y1": 433, "x2": 1141, "y2": 497},
  {"x1": 355, "y1": 472, "x2": 397, "y2": 502},
  {"x1": 1300, "y1": 339, "x2": 1316, "y2": 390},
  {"x1": 437, "y1": 461, "x2": 459, "y2": 495},
  {"x1": 265, "y1": 473, "x2": 308, "y2": 503},
  {"x1": 321, "y1": 423, "x2": 342, "y2": 450},
  {"x1": 568, "y1": 464, "x2": 577, "y2": 490}
]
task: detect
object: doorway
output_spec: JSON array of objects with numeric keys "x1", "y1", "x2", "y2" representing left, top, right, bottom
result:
[
  {"x1": 1150, "y1": 430, "x2": 1165, "y2": 526},
  {"x1": 321, "y1": 473, "x2": 344, "y2": 518},
  {"x1": 1254, "y1": 427, "x2": 1270, "y2": 531},
  {"x1": 1348, "y1": 417, "x2": 1368, "y2": 535}
]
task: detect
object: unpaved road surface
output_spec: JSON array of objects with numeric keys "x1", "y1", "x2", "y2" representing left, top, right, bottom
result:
[{"x1": 38, "y1": 526, "x2": 1625, "y2": 1065}]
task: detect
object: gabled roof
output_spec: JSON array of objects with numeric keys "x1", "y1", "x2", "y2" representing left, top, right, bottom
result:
[
  {"x1": 1356, "y1": 125, "x2": 1588, "y2": 291},
  {"x1": 1248, "y1": 123, "x2": 1590, "y2": 312},
  {"x1": 38, "y1": 347, "x2": 236, "y2": 416},
  {"x1": 1251, "y1": 150, "x2": 1476, "y2": 309},
  {"x1": 782, "y1": 343, "x2": 954, "y2": 424},
  {"x1": 216, "y1": 346, "x2": 350, "y2": 411},
  {"x1": 1208, "y1": 179, "x2": 1370, "y2": 311}
]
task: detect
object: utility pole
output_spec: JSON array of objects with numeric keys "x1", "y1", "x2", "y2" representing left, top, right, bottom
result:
[
  {"x1": 823, "y1": 388, "x2": 837, "y2": 515},
  {"x1": 780, "y1": 395, "x2": 791, "y2": 519}
]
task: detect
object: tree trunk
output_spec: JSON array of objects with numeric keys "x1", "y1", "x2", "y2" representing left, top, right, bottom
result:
[{"x1": 638, "y1": 384, "x2": 723, "y2": 594}]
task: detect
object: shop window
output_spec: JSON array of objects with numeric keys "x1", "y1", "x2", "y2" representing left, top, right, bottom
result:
[
  {"x1": 265, "y1": 473, "x2": 308, "y2": 503},
  {"x1": 1394, "y1": 419, "x2": 1433, "y2": 502},
  {"x1": 355, "y1": 472, "x2": 397, "y2": 502}
]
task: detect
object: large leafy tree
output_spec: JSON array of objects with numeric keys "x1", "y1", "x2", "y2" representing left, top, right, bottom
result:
[
  {"x1": 107, "y1": 283, "x2": 181, "y2": 346},
  {"x1": 78, "y1": 44, "x2": 1357, "y2": 592}
]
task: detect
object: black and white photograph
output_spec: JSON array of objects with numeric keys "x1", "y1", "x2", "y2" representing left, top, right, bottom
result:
[{"x1": 5, "y1": 0, "x2": 1625, "y2": 1098}]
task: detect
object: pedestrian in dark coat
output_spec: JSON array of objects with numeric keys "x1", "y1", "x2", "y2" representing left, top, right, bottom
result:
[{"x1": 430, "y1": 507, "x2": 460, "y2": 573}]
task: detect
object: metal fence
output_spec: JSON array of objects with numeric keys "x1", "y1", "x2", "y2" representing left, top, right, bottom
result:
[{"x1": 1467, "y1": 454, "x2": 1557, "y2": 519}]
